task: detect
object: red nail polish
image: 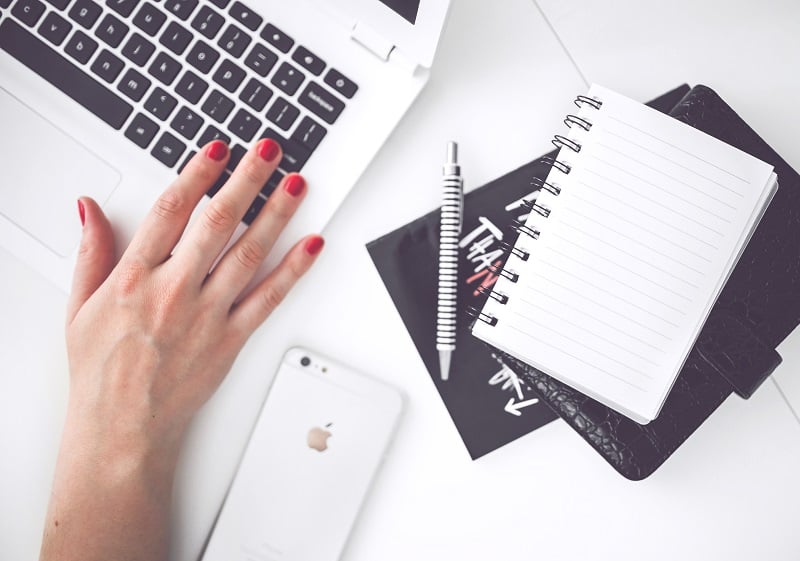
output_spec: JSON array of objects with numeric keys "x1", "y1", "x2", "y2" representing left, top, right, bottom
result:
[
  {"x1": 206, "y1": 140, "x2": 228, "y2": 161},
  {"x1": 258, "y1": 138, "x2": 280, "y2": 162},
  {"x1": 77, "y1": 199, "x2": 85, "y2": 226},
  {"x1": 305, "y1": 235, "x2": 325, "y2": 256},
  {"x1": 284, "y1": 174, "x2": 305, "y2": 197}
]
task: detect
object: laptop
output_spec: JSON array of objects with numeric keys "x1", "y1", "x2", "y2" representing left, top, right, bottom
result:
[{"x1": 0, "y1": 0, "x2": 451, "y2": 291}]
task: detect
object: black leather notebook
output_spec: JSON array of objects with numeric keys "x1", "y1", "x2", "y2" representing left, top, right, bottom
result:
[
  {"x1": 366, "y1": 86, "x2": 692, "y2": 459},
  {"x1": 492, "y1": 85, "x2": 799, "y2": 479}
]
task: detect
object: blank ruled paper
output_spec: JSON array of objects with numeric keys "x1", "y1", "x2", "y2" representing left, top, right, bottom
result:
[{"x1": 473, "y1": 85, "x2": 777, "y2": 423}]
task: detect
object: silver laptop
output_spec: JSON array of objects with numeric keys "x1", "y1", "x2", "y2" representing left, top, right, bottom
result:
[{"x1": 0, "y1": 0, "x2": 451, "y2": 291}]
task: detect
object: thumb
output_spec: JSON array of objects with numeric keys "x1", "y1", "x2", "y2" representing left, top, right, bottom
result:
[{"x1": 67, "y1": 197, "x2": 116, "y2": 325}]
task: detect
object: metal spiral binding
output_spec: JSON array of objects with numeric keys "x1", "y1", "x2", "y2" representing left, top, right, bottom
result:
[
  {"x1": 520, "y1": 199, "x2": 550, "y2": 218},
  {"x1": 474, "y1": 91, "x2": 602, "y2": 331},
  {"x1": 511, "y1": 220, "x2": 540, "y2": 240},
  {"x1": 564, "y1": 114, "x2": 593, "y2": 131},
  {"x1": 477, "y1": 285, "x2": 509, "y2": 304},
  {"x1": 574, "y1": 95, "x2": 603, "y2": 110},
  {"x1": 540, "y1": 156, "x2": 571, "y2": 175},
  {"x1": 531, "y1": 177, "x2": 561, "y2": 196},
  {"x1": 499, "y1": 240, "x2": 530, "y2": 261},
  {"x1": 552, "y1": 134, "x2": 581, "y2": 153},
  {"x1": 489, "y1": 263, "x2": 519, "y2": 283},
  {"x1": 466, "y1": 306, "x2": 498, "y2": 326}
]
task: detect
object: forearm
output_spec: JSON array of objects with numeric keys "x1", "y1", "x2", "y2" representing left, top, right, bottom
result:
[{"x1": 40, "y1": 401, "x2": 182, "y2": 561}]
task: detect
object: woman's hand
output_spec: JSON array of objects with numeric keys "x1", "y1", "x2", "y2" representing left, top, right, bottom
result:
[{"x1": 41, "y1": 138, "x2": 324, "y2": 561}]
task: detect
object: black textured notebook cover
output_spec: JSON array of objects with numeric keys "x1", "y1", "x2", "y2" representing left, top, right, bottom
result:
[
  {"x1": 366, "y1": 86, "x2": 691, "y2": 459},
  {"x1": 497, "y1": 85, "x2": 798, "y2": 480}
]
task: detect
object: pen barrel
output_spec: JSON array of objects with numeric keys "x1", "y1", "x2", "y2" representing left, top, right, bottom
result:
[{"x1": 436, "y1": 173, "x2": 463, "y2": 351}]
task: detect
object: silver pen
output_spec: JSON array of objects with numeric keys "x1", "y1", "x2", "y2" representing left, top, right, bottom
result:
[{"x1": 437, "y1": 141, "x2": 464, "y2": 381}]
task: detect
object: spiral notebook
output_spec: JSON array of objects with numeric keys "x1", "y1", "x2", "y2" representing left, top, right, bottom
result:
[{"x1": 472, "y1": 84, "x2": 778, "y2": 424}]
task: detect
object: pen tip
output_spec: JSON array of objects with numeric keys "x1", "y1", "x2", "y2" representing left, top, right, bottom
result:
[{"x1": 439, "y1": 351, "x2": 451, "y2": 381}]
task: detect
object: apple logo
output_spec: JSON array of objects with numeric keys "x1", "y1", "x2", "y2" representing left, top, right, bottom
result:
[{"x1": 307, "y1": 423, "x2": 333, "y2": 452}]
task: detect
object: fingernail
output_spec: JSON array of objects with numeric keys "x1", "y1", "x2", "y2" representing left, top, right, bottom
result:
[
  {"x1": 305, "y1": 235, "x2": 325, "y2": 256},
  {"x1": 77, "y1": 199, "x2": 85, "y2": 227},
  {"x1": 284, "y1": 174, "x2": 305, "y2": 197},
  {"x1": 258, "y1": 138, "x2": 280, "y2": 162},
  {"x1": 206, "y1": 140, "x2": 228, "y2": 161}
]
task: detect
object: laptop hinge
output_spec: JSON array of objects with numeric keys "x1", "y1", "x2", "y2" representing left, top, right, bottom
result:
[{"x1": 350, "y1": 20, "x2": 395, "y2": 62}]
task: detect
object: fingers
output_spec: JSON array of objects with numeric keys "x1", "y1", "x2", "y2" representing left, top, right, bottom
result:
[
  {"x1": 124, "y1": 140, "x2": 230, "y2": 267},
  {"x1": 67, "y1": 198, "x2": 116, "y2": 325},
  {"x1": 229, "y1": 234, "x2": 324, "y2": 335},
  {"x1": 173, "y1": 138, "x2": 282, "y2": 279},
  {"x1": 205, "y1": 173, "x2": 306, "y2": 299}
]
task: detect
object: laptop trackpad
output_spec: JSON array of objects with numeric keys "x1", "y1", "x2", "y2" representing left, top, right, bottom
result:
[{"x1": 0, "y1": 88, "x2": 120, "y2": 257}]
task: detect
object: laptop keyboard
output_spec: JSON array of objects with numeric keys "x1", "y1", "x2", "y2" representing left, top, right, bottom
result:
[{"x1": 0, "y1": 0, "x2": 358, "y2": 224}]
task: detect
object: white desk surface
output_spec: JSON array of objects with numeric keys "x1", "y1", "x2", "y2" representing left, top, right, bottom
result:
[{"x1": 2, "y1": 1, "x2": 800, "y2": 560}]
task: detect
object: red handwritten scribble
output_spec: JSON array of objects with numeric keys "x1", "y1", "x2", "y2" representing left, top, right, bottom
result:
[{"x1": 467, "y1": 259, "x2": 504, "y2": 297}]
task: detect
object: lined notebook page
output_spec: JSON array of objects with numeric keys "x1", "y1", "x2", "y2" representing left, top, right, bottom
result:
[{"x1": 473, "y1": 85, "x2": 776, "y2": 423}]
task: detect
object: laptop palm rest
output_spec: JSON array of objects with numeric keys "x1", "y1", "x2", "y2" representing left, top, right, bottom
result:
[{"x1": 0, "y1": 87, "x2": 120, "y2": 257}]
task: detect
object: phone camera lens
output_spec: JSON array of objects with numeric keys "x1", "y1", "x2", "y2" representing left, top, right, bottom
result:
[{"x1": 300, "y1": 356, "x2": 311, "y2": 367}]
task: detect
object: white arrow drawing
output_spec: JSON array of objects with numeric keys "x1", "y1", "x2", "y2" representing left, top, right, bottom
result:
[{"x1": 504, "y1": 397, "x2": 539, "y2": 416}]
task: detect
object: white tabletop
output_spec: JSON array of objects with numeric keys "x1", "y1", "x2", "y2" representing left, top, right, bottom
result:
[{"x1": 2, "y1": 1, "x2": 800, "y2": 560}]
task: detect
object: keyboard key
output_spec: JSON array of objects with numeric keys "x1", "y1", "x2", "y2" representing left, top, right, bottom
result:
[
  {"x1": 68, "y1": 0, "x2": 101, "y2": 29},
  {"x1": 324, "y1": 68, "x2": 358, "y2": 99},
  {"x1": 174, "y1": 70, "x2": 207, "y2": 104},
  {"x1": 190, "y1": 4, "x2": 223, "y2": 39},
  {"x1": 217, "y1": 23, "x2": 249, "y2": 58},
  {"x1": 0, "y1": 19, "x2": 132, "y2": 129},
  {"x1": 148, "y1": 51, "x2": 181, "y2": 85},
  {"x1": 227, "y1": 107, "x2": 260, "y2": 142},
  {"x1": 117, "y1": 67, "x2": 151, "y2": 101},
  {"x1": 159, "y1": 20, "x2": 192, "y2": 55},
  {"x1": 150, "y1": 131, "x2": 185, "y2": 167},
  {"x1": 212, "y1": 59, "x2": 245, "y2": 93},
  {"x1": 207, "y1": 0, "x2": 229, "y2": 9},
  {"x1": 197, "y1": 124, "x2": 230, "y2": 147},
  {"x1": 132, "y1": 2, "x2": 165, "y2": 36},
  {"x1": 270, "y1": 62, "x2": 303, "y2": 96},
  {"x1": 144, "y1": 86, "x2": 177, "y2": 120},
  {"x1": 13, "y1": 0, "x2": 46, "y2": 27},
  {"x1": 205, "y1": 170, "x2": 229, "y2": 198},
  {"x1": 0, "y1": 0, "x2": 11, "y2": 8},
  {"x1": 265, "y1": 97, "x2": 298, "y2": 131},
  {"x1": 64, "y1": 30, "x2": 98, "y2": 64},
  {"x1": 106, "y1": 0, "x2": 140, "y2": 18},
  {"x1": 226, "y1": 143, "x2": 246, "y2": 171},
  {"x1": 43, "y1": 0, "x2": 70, "y2": 10},
  {"x1": 291, "y1": 116, "x2": 326, "y2": 151},
  {"x1": 170, "y1": 105, "x2": 203, "y2": 139},
  {"x1": 242, "y1": 194, "x2": 266, "y2": 225},
  {"x1": 201, "y1": 89, "x2": 234, "y2": 122},
  {"x1": 186, "y1": 40, "x2": 219, "y2": 73},
  {"x1": 164, "y1": 0, "x2": 196, "y2": 20},
  {"x1": 90, "y1": 48, "x2": 124, "y2": 82},
  {"x1": 292, "y1": 45, "x2": 324, "y2": 76},
  {"x1": 260, "y1": 169, "x2": 283, "y2": 197},
  {"x1": 124, "y1": 112, "x2": 159, "y2": 148},
  {"x1": 94, "y1": 13, "x2": 128, "y2": 48},
  {"x1": 121, "y1": 31, "x2": 155, "y2": 66},
  {"x1": 239, "y1": 77, "x2": 271, "y2": 111},
  {"x1": 259, "y1": 127, "x2": 310, "y2": 172},
  {"x1": 260, "y1": 23, "x2": 292, "y2": 53},
  {"x1": 228, "y1": 1, "x2": 260, "y2": 31},
  {"x1": 298, "y1": 81, "x2": 344, "y2": 124},
  {"x1": 38, "y1": 11, "x2": 72, "y2": 45},
  {"x1": 243, "y1": 43, "x2": 277, "y2": 77}
]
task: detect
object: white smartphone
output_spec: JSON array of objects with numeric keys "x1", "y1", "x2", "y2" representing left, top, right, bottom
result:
[{"x1": 201, "y1": 347, "x2": 404, "y2": 561}]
